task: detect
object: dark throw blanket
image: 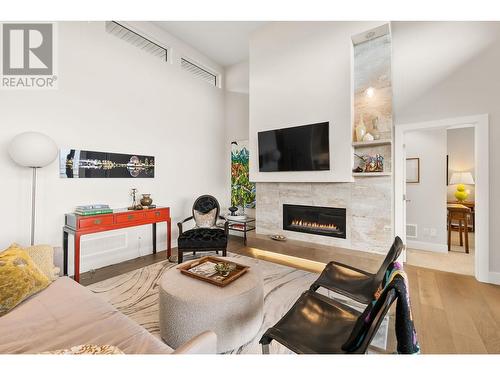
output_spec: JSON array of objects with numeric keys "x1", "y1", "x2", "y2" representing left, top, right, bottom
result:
[{"x1": 343, "y1": 262, "x2": 420, "y2": 354}]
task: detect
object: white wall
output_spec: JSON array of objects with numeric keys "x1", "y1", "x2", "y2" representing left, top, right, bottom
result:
[
  {"x1": 447, "y1": 127, "x2": 475, "y2": 201},
  {"x1": 225, "y1": 60, "x2": 249, "y2": 94},
  {"x1": 405, "y1": 129, "x2": 448, "y2": 251},
  {"x1": 392, "y1": 21, "x2": 500, "y2": 272},
  {"x1": 224, "y1": 60, "x2": 250, "y2": 145},
  {"x1": 0, "y1": 22, "x2": 226, "y2": 274},
  {"x1": 224, "y1": 61, "x2": 251, "y2": 217},
  {"x1": 249, "y1": 21, "x2": 384, "y2": 183}
]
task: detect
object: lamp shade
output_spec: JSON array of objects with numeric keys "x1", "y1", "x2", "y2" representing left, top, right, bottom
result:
[
  {"x1": 449, "y1": 172, "x2": 475, "y2": 185},
  {"x1": 8, "y1": 132, "x2": 58, "y2": 168}
]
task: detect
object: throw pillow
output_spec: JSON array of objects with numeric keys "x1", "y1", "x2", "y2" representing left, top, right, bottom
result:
[
  {"x1": 0, "y1": 244, "x2": 50, "y2": 317},
  {"x1": 23, "y1": 244, "x2": 60, "y2": 281},
  {"x1": 194, "y1": 207, "x2": 217, "y2": 228},
  {"x1": 42, "y1": 344, "x2": 124, "y2": 355}
]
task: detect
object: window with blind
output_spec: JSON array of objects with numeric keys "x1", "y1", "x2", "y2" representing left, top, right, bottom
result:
[{"x1": 181, "y1": 58, "x2": 217, "y2": 87}]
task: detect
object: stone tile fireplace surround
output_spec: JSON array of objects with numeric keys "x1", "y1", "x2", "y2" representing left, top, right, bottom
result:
[{"x1": 256, "y1": 179, "x2": 392, "y2": 254}]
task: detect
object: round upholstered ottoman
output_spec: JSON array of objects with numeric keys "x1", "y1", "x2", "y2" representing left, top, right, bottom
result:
[{"x1": 159, "y1": 256, "x2": 263, "y2": 353}]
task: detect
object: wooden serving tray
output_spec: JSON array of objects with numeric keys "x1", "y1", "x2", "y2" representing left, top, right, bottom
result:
[{"x1": 178, "y1": 256, "x2": 249, "y2": 287}]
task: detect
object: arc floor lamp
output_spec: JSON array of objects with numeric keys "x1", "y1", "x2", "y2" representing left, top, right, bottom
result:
[{"x1": 8, "y1": 132, "x2": 58, "y2": 245}]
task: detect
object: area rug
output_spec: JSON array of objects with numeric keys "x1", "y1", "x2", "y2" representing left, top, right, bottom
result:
[{"x1": 87, "y1": 253, "x2": 389, "y2": 354}]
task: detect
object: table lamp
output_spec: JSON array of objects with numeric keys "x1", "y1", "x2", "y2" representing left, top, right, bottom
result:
[
  {"x1": 449, "y1": 172, "x2": 475, "y2": 202},
  {"x1": 8, "y1": 132, "x2": 58, "y2": 245}
]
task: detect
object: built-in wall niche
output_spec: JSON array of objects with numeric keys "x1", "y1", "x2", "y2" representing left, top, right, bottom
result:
[{"x1": 351, "y1": 24, "x2": 393, "y2": 177}]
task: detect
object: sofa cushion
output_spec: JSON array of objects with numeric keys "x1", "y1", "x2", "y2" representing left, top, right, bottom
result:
[
  {"x1": 0, "y1": 277, "x2": 172, "y2": 354},
  {"x1": 178, "y1": 228, "x2": 227, "y2": 249},
  {"x1": 0, "y1": 245, "x2": 50, "y2": 317}
]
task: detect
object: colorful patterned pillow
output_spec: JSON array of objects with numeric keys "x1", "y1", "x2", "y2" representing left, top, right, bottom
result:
[{"x1": 0, "y1": 244, "x2": 50, "y2": 317}]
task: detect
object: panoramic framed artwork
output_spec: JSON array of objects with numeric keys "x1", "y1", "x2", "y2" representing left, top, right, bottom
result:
[
  {"x1": 231, "y1": 140, "x2": 256, "y2": 209},
  {"x1": 59, "y1": 149, "x2": 155, "y2": 178},
  {"x1": 406, "y1": 157, "x2": 420, "y2": 183}
]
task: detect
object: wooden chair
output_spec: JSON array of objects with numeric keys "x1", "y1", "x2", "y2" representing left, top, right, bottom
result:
[{"x1": 447, "y1": 204, "x2": 471, "y2": 254}]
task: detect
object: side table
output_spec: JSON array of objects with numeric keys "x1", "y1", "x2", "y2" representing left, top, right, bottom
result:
[{"x1": 224, "y1": 217, "x2": 255, "y2": 245}]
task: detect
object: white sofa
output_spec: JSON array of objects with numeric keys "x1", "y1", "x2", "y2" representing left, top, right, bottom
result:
[{"x1": 0, "y1": 276, "x2": 217, "y2": 354}]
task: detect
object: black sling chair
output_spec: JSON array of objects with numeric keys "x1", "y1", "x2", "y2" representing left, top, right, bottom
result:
[
  {"x1": 309, "y1": 236, "x2": 404, "y2": 304},
  {"x1": 259, "y1": 286, "x2": 397, "y2": 354}
]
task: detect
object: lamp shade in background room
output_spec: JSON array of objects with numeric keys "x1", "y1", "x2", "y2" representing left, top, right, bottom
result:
[{"x1": 449, "y1": 172, "x2": 475, "y2": 185}]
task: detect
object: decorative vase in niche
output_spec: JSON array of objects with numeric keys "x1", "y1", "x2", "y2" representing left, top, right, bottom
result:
[
  {"x1": 140, "y1": 194, "x2": 153, "y2": 207},
  {"x1": 355, "y1": 113, "x2": 367, "y2": 141}
]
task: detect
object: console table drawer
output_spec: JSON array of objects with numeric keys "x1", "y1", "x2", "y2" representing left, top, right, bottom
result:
[
  {"x1": 116, "y1": 212, "x2": 146, "y2": 223},
  {"x1": 145, "y1": 210, "x2": 168, "y2": 220},
  {"x1": 79, "y1": 216, "x2": 114, "y2": 229}
]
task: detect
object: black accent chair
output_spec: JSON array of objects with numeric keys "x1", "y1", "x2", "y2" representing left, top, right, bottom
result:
[
  {"x1": 259, "y1": 288, "x2": 397, "y2": 354},
  {"x1": 177, "y1": 195, "x2": 229, "y2": 264},
  {"x1": 309, "y1": 236, "x2": 404, "y2": 304}
]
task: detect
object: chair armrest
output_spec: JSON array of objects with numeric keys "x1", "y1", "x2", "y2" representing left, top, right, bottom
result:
[
  {"x1": 310, "y1": 261, "x2": 374, "y2": 293},
  {"x1": 171, "y1": 331, "x2": 217, "y2": 354},
  {"x1": 218, "y1": 216, "x2": 229, "y2": 236},
  {"x1": 177, "y1": 216, "x2": 194, "y2": 235},
  {"x1": 326, "y1": 260, "x2": 373, "y2": 276}
]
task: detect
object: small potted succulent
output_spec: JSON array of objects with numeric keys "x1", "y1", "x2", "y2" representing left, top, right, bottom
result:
[{"x1": 214, "y1": 262, "x2": 236, "y2": 277}]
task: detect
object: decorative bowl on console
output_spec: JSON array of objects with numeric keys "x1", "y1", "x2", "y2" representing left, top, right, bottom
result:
[{"x1": 140, "y1": 194, "x2": 153, "y2": 207}]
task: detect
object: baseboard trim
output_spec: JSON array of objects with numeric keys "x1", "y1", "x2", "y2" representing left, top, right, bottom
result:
[
  {"x1": 407, "y1": 240, "x2": 448, "y2": 253},
  {"x1": 488, "y1": 271, "x2": 500, "y2": 285}
]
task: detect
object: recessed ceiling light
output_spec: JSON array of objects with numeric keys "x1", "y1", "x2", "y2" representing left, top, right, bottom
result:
[{"x1": 365, "y1": 87, "x2": 375, "y2": 98}]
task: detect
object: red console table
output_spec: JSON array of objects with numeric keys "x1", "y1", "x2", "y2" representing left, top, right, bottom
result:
[{"x1": 63, "y1": 207, "x2": 171, "y2": 283}]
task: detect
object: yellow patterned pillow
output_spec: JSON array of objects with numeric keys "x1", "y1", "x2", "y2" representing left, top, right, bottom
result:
[{"x1": 0, "y1": 244, "x2": 50, "y2": 316}]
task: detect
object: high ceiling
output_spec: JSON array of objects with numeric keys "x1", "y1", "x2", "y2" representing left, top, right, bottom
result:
[{"x1": 152, "y1": 21, "x2": 267, "y2": 67}]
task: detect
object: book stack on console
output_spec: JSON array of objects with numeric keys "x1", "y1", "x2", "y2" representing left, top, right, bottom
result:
[{"x1": 75, "y1": 204, "x2": 113, "y2": 216}]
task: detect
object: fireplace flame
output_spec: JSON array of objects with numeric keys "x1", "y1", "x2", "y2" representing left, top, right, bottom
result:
[{"x1": 291, "y1": 219, "x2": 339, "y2": 231}]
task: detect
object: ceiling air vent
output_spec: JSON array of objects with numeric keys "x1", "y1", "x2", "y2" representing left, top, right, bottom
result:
[
  {"x1": 106, "y1": 21, "x2": 167, "y2": 61},
  {"x1": 181, "y1": 58, "x2": 217, "y2": 87}
]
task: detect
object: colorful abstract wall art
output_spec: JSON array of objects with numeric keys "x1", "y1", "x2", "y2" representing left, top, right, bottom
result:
[{"x1": 231, "y1": 140, "x2": 256, "y2": 209}]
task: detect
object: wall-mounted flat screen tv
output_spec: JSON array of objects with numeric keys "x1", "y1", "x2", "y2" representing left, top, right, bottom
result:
[{"x1": 258, "y1": 122, "x2": 330, "y2": 172}]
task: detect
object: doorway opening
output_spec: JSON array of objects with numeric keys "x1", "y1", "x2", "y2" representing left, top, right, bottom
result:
[{"x1": 394, "y1": 115, "x2": 489, "y2": 282}]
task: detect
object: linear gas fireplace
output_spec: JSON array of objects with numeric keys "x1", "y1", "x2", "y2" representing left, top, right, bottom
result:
[{"x1": 283, "y1": 204, "x2": 346, "y2": 239}]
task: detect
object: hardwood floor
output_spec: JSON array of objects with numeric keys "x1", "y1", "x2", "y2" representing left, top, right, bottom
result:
[{"x1": 81, "y1": 233, "x2": 500, "y2": 354}]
